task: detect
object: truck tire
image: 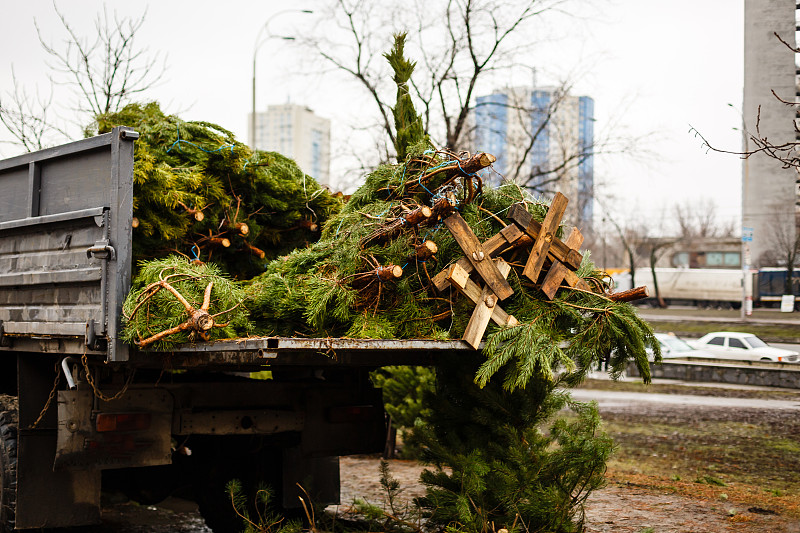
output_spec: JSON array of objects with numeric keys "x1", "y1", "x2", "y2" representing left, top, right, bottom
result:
[{"x1": 0, "y1": 401, "x2": 18, "y2": 533}]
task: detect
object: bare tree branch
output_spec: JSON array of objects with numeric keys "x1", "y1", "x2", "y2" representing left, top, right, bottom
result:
[
  {"x1": 0, "y1": 67, "x2": 69, "y2": 151},
  {"x1": 35, "y1": 2, "x2": 166, "y2": 118},
  {"x1": 300, "y1": 0, "x2": 571, "y2": 159},
  {"x1": 691, "y1": 32, "x2": 800, "y2": 171}
]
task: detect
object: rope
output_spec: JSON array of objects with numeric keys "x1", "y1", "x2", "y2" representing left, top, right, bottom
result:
[
  {"x1": 456, "y1": 159, "x2": 478, "y2": 177},
  {"x1": 166, "y1": 123, "x2": 234, "y2": 154},
  {"x1": 417, "y1": 174, "x2": 435, "y2": 197}
]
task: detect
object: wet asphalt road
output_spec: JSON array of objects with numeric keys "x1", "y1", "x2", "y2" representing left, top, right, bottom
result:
[{"x1": 571, "y1": 387, "x2": 800, "y2": 411}]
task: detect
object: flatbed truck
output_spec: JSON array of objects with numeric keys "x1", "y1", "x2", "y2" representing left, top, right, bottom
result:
[{"x1": 0, "y1": 128, "x2": 465, "y2": 531}]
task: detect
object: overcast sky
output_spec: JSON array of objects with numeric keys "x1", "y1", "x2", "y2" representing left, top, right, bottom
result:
[{"x1": 0, "y1": 0, "x2": 746, "y2": 233}]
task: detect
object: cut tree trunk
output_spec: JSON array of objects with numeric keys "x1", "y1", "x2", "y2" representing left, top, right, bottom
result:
[
  {"x1": 412, "y1": 241, "x2": 438, "y2": 262},
  {"x1": 608, "y1": 286, "x2": 649, "y2": 302},
  {"x1": 359, "y1": 205, "x2": 433, "y2": 248},
  {"x1": 242, "y1": 241, "x2": 266, "y2": 259},
  {"x1": 351, "y1": 264, "x2": 403, "y2": 289}
]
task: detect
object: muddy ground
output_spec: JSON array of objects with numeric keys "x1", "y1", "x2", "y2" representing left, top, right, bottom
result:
[{"x1": 333, "y1": 380, "x2": 800, "y2": 532}]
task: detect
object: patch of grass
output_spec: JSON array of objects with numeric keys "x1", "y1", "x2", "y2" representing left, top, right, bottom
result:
[
  {"x1": 768, "y1": 438, "x2": 800, "y2": 454},
  {"x1": 601, "y1": 412, "x2": 800, "y2": 500},
  {"x1": 606, "y1": 470, "x2": 800, "y2": 520},
  {"x1": 695, "y1": 475, "x2": 727, "y2": 486}
]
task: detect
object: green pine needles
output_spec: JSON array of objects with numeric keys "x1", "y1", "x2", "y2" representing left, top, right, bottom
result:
[
  {"x1": 245, "y1": 148, "x2": 658, "y2": 387},
  {"x1": 118, "y1": 36, "x2": 661, "y2": 533},
  {"x1": 385, "y1": 33, "x2": 428, "y2": 162},
  {"x1": 226, "y1": 479, "x2": 302, "y2": 533},
  {"x1": 122, "y1": 256, "x2": 250, "y2": 350},
  {"x1": 407, "y1": 351, "x2": 614, "y2": 533},
  {"x1": 96, "y1": 102, "x2": 340, "y2": 279}
]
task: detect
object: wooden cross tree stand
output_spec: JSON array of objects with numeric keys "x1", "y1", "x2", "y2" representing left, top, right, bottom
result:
[{"x1": 432, "y1": 192, "x2": 594, "y2": 349}]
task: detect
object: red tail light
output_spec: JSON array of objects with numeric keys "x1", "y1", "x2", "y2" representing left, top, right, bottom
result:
[
  {"x1": 96, "y1": 412, "x2": 151, "y2": 432},
  {"x1": 327, "y1": 405, "x2": 379, "y2": 423}
]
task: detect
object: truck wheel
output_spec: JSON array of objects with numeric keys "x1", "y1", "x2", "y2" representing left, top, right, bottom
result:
[{"x1": 0, "y1": 403, "x2": 17, "y2": 532}]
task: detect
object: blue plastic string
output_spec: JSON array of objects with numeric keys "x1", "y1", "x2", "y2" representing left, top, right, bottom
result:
[
  {"x1": 243, "y1": 156, "x2": 257, "y2": 171},
  {"x1": 334, "y1": 216, "x2": 346, "y2": 237},
  {"x1": 456, "y1": 159, "x2": 478, "y2": 177},
  {"x1": 190, "y1": 245, "x2": 200, "y2": 261},
  {"x1": 480, "y1": 205, "x2": 511, "y2": 224},
  {"x1": 417, "y1": 174, "x2": 435, "y2": 197},
  {"x1": 396, "y1": 165, "x2": 408, "y2": 190},
  {"x1": 167, "y1": 123, "x2": 234, "y2": 154}
]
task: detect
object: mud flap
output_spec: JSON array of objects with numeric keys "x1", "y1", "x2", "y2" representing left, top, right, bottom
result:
[
  {"x1": 55, "y1": 388, "x2": 173, "y2": 470},
  {"x1": 16, "y1": 430, "x2": 101, "y2": 529}
]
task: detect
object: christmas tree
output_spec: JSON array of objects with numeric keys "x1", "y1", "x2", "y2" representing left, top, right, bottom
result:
[{"x1": 96, "y1": 102, "x2": 341, "y2": 279}]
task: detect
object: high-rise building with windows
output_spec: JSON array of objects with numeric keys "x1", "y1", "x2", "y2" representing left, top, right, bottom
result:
[
  {"x1": 249, "y1": 104, "x2": 331, "y2": 187},
  {"x1": 474, "y1": 87, "x2": 595, "y2": 230},
  {"x1": 741, "y1": 0, "x2": 797, "y2": 267}
]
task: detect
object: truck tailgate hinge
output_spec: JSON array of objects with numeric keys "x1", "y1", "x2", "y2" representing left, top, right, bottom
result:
[
  {"x1": 86, "y1": 240, "x2": 116, "y2": 261},
  {"x1": 85, "y1": 319, "x2": 106, "y2": 352}
]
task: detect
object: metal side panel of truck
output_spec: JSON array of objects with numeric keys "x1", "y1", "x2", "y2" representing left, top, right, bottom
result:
[{"x1": 0, "y1": 129, "x2": 469, "y2": 531}]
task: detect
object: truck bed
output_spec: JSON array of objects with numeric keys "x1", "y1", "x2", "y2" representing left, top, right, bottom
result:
[{"x1": 145, "y1": 336, "x2": 475, "y2": 368}]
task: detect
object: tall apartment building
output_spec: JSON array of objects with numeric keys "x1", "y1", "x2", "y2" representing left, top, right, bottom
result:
[
  {"x1": 741, "y1": 0, "x2": 797, "y2": 267},
  {"x1": 474, "y1": 87, "x2": 595, "y2": 230},
  {"x1": 249, "y1": 104, "x2": 332, "y2": 187}
]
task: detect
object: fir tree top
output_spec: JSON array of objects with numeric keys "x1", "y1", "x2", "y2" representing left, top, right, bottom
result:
[{"x1": 385, "y1": 33, "x2": 428, "y2": 163}]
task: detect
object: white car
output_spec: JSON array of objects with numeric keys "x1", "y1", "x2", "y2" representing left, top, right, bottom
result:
[
  {"x1": 649, "y1": 333, "x2": 717, "y2": 361},
  {"x1": 688, "y1": 332, "x2": 799, "y2": 363}
]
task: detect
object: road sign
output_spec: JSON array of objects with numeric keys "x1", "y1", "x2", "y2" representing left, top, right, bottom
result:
[{"x1": 742, "y1": 226, "x2": 754, "y2": 243}]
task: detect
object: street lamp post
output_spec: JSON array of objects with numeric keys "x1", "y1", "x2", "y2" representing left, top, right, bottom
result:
[
  {"x1": 251, "y1": 9, "x2": 313, "y2": 150},
  {"x1": 729, "y1": 103, "x2": 750, "y2": 321}
]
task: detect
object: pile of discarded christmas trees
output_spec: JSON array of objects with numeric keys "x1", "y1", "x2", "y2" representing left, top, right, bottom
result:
[
  {"x1": 116, "y1": 52, "x2": 656, "y2": 388},
  {"x1": 121, "y1": 129, "x2": 655, "y2": 383}
]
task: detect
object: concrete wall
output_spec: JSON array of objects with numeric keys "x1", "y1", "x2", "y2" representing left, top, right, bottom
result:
[
  {"x1": 742, "y1": 0, "x2": 797, "y2": 267},
  {"x1": 627, "y1": 359, "x2": 800, "y2": 389}
]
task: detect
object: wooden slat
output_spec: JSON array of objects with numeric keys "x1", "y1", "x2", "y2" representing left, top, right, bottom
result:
[
  {"x1": 507, "y1": 203, "x2": 583, "y2": 269},
  {"x1": 448, "y1": 259, "x2": 516, "y2": 349},
  {"x1": 522, "y1": 193, "x2": 568, "y2": 282},
  {"x1": 442, "y1": 213, "x2": 513, "y2": 300},
  {"x1": 563, "y1": 269, "x2": 591, "y2": 291},
  {"x1": 446, "y1": 261, "x2": 518, "y2": 329},
  {"x1": 541, "y1": 262, "x2": 569, "y2": 299},
  {"x1": 539, "y1": 226, "x2": 590, "y2": 299},
  {"x1": 564, "y1": 226, "x2": 584, "y2": 250},
  {"x1": 432, "y1": 223, "x2": 528, "y2": 292},
  {"x1": 463, "y1": 285, "x2": 496, "y2": 349}
]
